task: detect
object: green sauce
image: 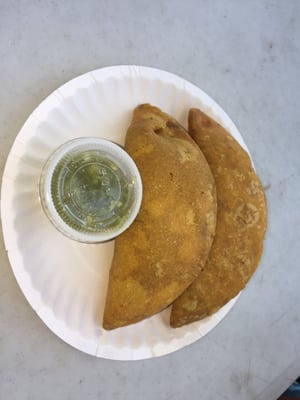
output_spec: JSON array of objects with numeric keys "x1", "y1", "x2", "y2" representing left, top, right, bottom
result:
[{"x1": 51, "y1": 149, "x2": 134, "y2": 234}]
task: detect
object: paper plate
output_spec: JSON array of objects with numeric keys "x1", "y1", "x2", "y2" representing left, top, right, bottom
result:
[{"x1": 0, "y1": 65, "x2": 246, "y2": 360}]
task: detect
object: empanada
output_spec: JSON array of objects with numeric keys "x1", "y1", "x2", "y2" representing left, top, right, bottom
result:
[
  {"x1": 170, "y1": 108, "x2": 267, "y2": 327},
  {"x1": 103, "y1": 104, "x2": 217, "y2": 329}
]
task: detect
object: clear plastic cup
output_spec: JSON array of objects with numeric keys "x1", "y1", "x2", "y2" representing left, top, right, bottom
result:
[{"x1": 39, "y1": 138, "x2": 142, "y2": 243}]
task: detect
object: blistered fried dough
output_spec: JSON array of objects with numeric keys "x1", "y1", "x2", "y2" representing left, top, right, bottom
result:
[
  {"x1": 170, "y1": 108, "x2": 267, "y2": 327},
  {"x1": 103, "y1": 104, "x2": 217, "y2": 330}
]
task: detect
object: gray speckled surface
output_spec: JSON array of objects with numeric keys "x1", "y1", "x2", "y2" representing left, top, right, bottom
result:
[{"x1": 0, "y1": 1, "x2": 299, "y2": 399}]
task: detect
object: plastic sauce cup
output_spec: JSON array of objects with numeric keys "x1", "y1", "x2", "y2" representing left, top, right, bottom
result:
[{"x1": 39, "y1": 137, "x2": 142, "y2": 243}]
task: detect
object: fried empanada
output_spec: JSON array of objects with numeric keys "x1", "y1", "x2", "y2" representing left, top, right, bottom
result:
[
  {"x1": 170, "y1": 108, "x2": 267, "y2": 327},
  {"x1": 103, "y1": 104, "x2": 217, "y2": 330}
]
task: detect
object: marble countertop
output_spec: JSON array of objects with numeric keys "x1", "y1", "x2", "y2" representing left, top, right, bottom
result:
[{"x1": 1, "y1": 1, "x2": 299, "y2": 399}]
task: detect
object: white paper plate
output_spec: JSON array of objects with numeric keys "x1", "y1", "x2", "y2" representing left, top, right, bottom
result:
[{"x1": 1, "y1": 65, "x2": 247, "y2": 360}]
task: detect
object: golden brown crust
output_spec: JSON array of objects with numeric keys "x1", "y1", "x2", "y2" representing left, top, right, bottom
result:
[
  {"x1": 103, "y1": 104, "x2": 217, "y2": 330},
  {"x1": 170, "y1": 108, "x2": 268, "y2": 327}
]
